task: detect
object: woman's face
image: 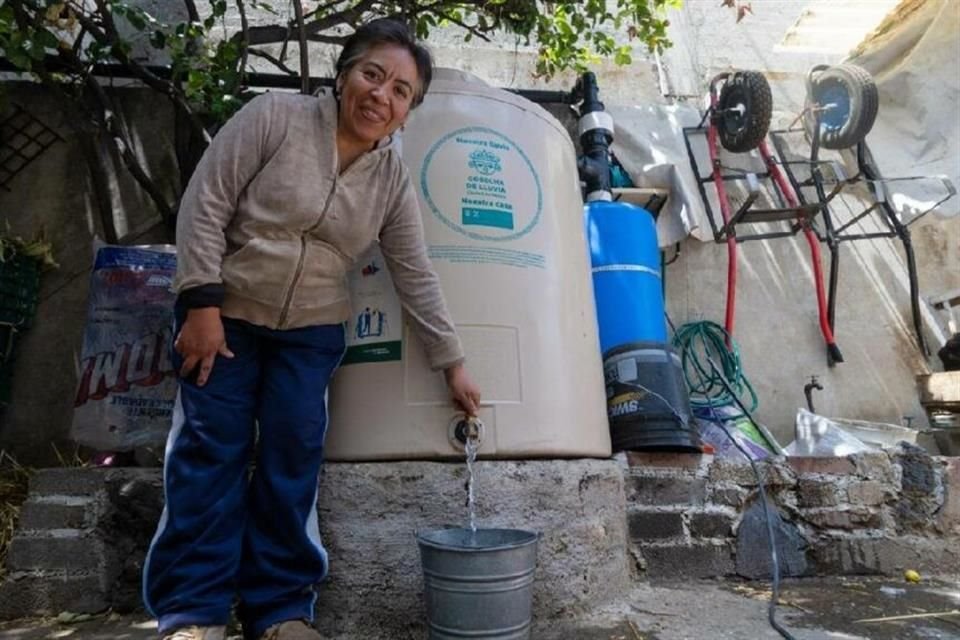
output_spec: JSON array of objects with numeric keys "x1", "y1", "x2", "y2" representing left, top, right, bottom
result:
[{"x1": 337, "y1": 43, "x2": 420, "y2": 148}]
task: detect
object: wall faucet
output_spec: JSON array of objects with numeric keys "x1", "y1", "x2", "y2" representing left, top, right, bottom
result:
[{"x1": 803, "y1": 375, "x2": 823, "y2": 413}]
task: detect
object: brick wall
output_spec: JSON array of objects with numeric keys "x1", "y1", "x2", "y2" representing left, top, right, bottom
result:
[{"x1": 625, "y1": 446, "x2": 960, "y2": 580}]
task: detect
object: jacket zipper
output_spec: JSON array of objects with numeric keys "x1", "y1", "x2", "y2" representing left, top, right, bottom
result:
[{"x1": 277, "y1": 174, "x2": 338, "y2": 328}]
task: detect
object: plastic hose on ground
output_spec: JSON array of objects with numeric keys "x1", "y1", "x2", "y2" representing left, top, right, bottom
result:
[{"x1": 672, "y1": 319, "x2": 798, "y2": 640}]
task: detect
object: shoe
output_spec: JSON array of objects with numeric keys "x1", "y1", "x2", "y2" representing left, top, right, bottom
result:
[
  {"x1": 259, "y1": 620, "x2": 324, "y2": 640},
  {"x1": 161, "y1": 626, "x2": 227, "y2": 640}
]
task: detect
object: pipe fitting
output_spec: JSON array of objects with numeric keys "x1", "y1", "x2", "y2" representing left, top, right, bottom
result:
[{"x1": 449, "y1": 415, "x2": 484, "y2": 450}]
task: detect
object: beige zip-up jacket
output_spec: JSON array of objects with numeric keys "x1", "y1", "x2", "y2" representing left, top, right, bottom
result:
[{"x1": 174, "y1": 91, "x2": 464, "y2": 370}]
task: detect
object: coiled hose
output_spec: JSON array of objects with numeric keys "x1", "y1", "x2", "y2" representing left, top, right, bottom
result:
[{"x1": 671, "y1": 320, "x2": 758, "y2": 414}]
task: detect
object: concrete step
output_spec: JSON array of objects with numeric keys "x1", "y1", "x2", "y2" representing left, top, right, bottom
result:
[
  {"x1": 17, "y1": 496, "x2": 95, "y2": 531},
  {"x1": 0, "y1": 572, "x2": 108, "y2": 618},
  {"x1": 6, "y1": 532, "x2": 106, "y2": 573}
]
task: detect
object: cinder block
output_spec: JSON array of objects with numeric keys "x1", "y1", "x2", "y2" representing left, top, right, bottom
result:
[
  {"x1": 0, "y1": 572, "x2": 107, "y2": 619},
  {"x1": 639, "y1": 542, "x2": 734, "y2": 579},
  {"x1": 6, "y1": 534, "x2": 105, "y2": 573},
  {"x1": 17, "y1": 499, "x2": 92, "y2": 531},
  {"x1": 628, "y1": 475, "x2": 706, "y2": 506},
  {"x1": 30, "y1": 468, "x2": 106, "y2": 497},
  {"x1": 627, "y1": 510, "x2": 684, "y2": 540},
  {"x1": 689, "y1": 510, "x2": 736, "y2": 539}
]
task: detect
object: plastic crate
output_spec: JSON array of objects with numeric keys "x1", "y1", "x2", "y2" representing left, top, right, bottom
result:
[
  {"x1": 0, "y1": 252, "x2": 42, "y2": 406},
  {"x1": 0, "y1": 253, "x2": 40, "y2": 329}
]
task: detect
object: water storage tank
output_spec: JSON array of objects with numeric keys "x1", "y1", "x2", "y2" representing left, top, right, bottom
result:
[{"x1": 326, "y1": 70, "x2": 610, "y2": 461}]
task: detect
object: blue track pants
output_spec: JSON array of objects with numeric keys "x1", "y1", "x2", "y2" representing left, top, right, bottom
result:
[{"x1": 143, "y1": 313, "x2": 345, "y2": 639}]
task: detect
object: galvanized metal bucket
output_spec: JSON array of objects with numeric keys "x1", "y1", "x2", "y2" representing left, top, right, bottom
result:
[{"x1": 416, "y1": 528, "x2": 539, "y2": 639}]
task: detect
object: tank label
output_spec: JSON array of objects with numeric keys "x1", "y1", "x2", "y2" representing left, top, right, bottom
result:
[
  {"x1": 342, "y1": 245, "x2": 403, "y2": 365},
  {"x1": 420, "y1": 126, "x2": 543, "y2": 244}
]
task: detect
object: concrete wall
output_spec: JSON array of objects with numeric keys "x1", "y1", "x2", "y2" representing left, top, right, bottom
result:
[
  {"x1": 655, "y1": 0, "x2": 960, "y2": 443},
  {"x1": 664, "y1": 215, "x2": 959, "y2": 443},
  {"x1": 0, "y1": 84, "x2": 177, "y2": 464}
]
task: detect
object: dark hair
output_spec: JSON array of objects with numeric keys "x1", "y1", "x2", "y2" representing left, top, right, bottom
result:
[{"x1": 335, "y1": 18, "x2": 433, "y2": 107}]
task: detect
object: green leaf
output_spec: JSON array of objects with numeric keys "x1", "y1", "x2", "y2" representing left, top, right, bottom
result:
[
  {"x1": 125, "y1": 9, "x2": 147, "y2": 30},
  {"x1": 6, "y1": 48, "x2": 31, "y2": 70},
  {"x1": 150, "y1": 29, "x2": 166, "y2": 49},
  {"x1": 34, "y1": 28, "x2": 59, "y2": 50}
]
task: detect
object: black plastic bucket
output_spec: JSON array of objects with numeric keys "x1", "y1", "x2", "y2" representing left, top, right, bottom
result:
[{"x1": 603, "y1": 341, "x2": 701, "y2": 452}]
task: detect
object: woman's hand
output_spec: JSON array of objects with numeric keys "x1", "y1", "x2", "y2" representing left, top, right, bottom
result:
[
  {"x1": 444, "y1": 363, "x2": 481, "y2": 416},
  {"x1": 175, "y1": 307, "x2": 234, "y2": 386}
]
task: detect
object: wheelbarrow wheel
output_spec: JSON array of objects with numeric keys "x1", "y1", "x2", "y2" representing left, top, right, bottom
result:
[
  {"x1": 716, "y1": 70, "x2": 772, "y2": 153},
  {"x1": 805, "y1": 63, "x2": 878, "y2": 150}
]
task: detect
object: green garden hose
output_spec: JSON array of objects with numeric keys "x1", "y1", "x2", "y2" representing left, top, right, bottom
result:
[{"x1": 671, "y1": 320, "x2": 758, "y2": 413}]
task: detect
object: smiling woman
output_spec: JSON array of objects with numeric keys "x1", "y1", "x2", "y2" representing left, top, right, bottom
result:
[
  {"x1": 335, "y1": 45, "x2": 419, "y2": 169},
  {"x1": 333, "y1": 19, "x2": 434, "y2": 172},
  {"x1": 141, "y1": 18, "x2": 480, "y2": 640}
]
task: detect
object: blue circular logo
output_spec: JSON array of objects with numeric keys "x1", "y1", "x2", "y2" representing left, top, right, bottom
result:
[{"x1": 420, "y1": 126, "x2": 543, "y2": 242}]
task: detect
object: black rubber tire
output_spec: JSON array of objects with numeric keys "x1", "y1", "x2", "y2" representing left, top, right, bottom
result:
[
  {"x1": 805, "y1": 64, "x2": 879, "y2": 150},
  {"x1": 717, "y1": 71, "x2": 773, "y2": 153}
]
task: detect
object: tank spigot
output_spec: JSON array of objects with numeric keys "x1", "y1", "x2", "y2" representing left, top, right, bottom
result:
[
  {"x1": 455, "y1": 417, "x2": 481, "y2": 444},
  {"x1": 449, "y1": 415, "x2": 484, "y2": 450}
]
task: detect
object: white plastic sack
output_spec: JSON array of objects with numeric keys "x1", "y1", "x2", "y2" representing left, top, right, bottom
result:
[
  {"x1": 70, "y1": 243, "x2": 177, "y2": 451},
  {"x1": 785, "y1": 408, "x2": 874, "y2": 457}
]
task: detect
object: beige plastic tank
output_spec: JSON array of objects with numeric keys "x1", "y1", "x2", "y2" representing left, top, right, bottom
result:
[{"x1": 326, "y1": 69, "x2": 610, "y2": 460}]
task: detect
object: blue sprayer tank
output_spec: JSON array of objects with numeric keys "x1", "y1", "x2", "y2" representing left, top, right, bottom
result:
[
  {"x1": 586, "y1": 201, "x2": 667, "y2": 349},
  {"x1": 585, "y1": 200, "x2": 701, "y2": 452}
]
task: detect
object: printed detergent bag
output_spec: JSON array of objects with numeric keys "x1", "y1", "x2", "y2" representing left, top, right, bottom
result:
[{"x1": 70, "y1": 244, "x2": 177, "y2": 451}]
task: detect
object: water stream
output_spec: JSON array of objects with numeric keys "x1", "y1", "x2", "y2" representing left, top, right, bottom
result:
[{"x1": 465, "y1": 435, "x2": 479, "y2": 533}]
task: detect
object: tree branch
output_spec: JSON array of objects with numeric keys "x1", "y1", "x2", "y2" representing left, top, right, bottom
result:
[
  {"x1": 182, "y1": 0, "x2": 201, "y2": 23},
  {"x1": 302, "y1": 0, "x2": 345, "y2": 23},
  {"x1": 84, "y1": 71, "x2": 175, "y2": 225},
  {"x1": 76, "y1": 129, "x2": 120, "y2": 244},
  {"x1": 244, "y1": 23, "x2": 348, "y2": 47},
  {"x1": 291, "y1": 0, "x2": 310, "y2": 94},
  {"x1": 433, "y1": 8, "x2": 492, "y2": 42},
  {"x1": 247, "y1": 47, "x2": 298, "y2": 76},
  {"x1": 242, "y1": 0, "x2": 377, "y2": 46},
  {"x1": 72, "y1": 6, "x2": 212, "y2": 145},
  {"x1": 234, "y1": 0, "x2": 249, "y2": 98}
]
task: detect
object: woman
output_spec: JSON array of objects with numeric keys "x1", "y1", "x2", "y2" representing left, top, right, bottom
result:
[{"x1": 143, "y1": 19, "x2": 480, "y2": 640}]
